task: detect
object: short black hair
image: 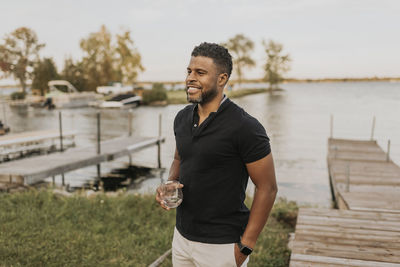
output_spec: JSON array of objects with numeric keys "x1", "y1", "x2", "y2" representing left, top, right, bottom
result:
[{"x1": 191, "y1": 42, "x2": 232, "y2": 78}]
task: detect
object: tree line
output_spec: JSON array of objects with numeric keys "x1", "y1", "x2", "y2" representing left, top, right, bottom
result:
[
  {"x1": 222, "y1": 34, "x2": 291, "y2": 90},
  {"x1": 0, "y1": 26, "x2": 144, "y2": 96},
  {"x1": 0, "y1": 27, "x2": 290, "y2": 96}
]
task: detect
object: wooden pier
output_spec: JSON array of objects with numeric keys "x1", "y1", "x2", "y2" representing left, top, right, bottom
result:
[
  {"x1": 0, "y1": 130, "x2": 76, "y2": 162},
  {"x1": 0, "y1": 135, "x2": 164, "y2": 186},
  {"x1": 289, "y1": 138, "x2": 400, "y2": 266}
]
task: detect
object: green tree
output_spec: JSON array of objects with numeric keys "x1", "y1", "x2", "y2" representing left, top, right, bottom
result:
[
  {"x1": 222, "y1": 34, "x2": 255, "y2": 89},
  {"x1": 79, "y1": 25, "x2": 144, "y2": 91},
  {"x1": 142, "y1": 83, "x2": 167, "y2": 104},
  {"x1": 263, "y1": 40, "x2": 291, "y2": 90},
  {"x1": 79, "y1": 25, "x2": 115, "y2": 91},
  {"x1": 0, "y1": 27, "x2": 45, "y2": 94},
  {"x1": 61, "y1": 58, "x2": 88, "y2": 91},
  {"x1": 115, "y1": 30, "x2": 144, "y2": 84},
  {"x1": 32, "y1": 58, "x2": 59, "y2": 95}
]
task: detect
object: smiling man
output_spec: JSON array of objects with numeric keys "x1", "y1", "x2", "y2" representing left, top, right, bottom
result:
[{"x1": 156, "y1": 42, "x2": 277, "y2": 267}]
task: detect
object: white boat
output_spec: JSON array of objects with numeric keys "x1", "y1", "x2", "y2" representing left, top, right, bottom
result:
[
  {"x1": 45, "y1": 80, "x2": 100, "y2": 108},
  {"x1": 96, "y1": 83, "x2": 133, "y2": 95},
  {"x1": 91, "y1": 93, "x2": 142, "y2": 109}
]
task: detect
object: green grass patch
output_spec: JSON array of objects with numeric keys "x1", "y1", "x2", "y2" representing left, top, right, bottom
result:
[
  {"x1": 0, "y1": 191, "x2": 297, "y2": 267},
  {"x1": 0, "y1": 190, "x2": 175, "y2": 266},
  {"x1": 166, "y1": 90, "x2": 187, "y2": 105}
]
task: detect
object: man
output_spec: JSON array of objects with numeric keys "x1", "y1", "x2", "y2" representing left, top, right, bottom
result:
[{"x1": 156, "y1": 42, "x2": 277, "y2": 267}]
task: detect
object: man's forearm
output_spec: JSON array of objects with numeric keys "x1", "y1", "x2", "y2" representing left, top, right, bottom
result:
[
  {"x1": 241, "y1": 185, "x2": 277, "y2": 248},
  {"x1": 168, "y1": 158, "x2": 180, "y2": 181}
]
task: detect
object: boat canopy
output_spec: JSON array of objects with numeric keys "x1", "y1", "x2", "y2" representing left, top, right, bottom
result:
[{"x1": 48, "y1": 80, "x2": 78, "y2": 94}]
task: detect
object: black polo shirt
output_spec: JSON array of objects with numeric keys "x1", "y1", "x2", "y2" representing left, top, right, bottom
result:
[{"x1": 174, "y1": 98, "x2": 271, "y2": 244}]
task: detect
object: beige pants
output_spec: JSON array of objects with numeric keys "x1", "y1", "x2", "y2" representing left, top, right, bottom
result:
[{"x1": 172, "y1": 227, "x2": 249, "y2": 267}]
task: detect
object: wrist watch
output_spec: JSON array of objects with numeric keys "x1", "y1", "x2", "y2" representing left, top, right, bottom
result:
[{"x1": 237, "y1": 241, "x2": 253, "y2": 256}]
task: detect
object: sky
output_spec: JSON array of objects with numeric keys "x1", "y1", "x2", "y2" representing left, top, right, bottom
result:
[{"x1": 1, "y1": 0, "x2": 400, "y2": 83}]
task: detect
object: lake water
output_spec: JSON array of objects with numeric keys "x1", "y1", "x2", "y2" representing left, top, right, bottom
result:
[{"x1": 3, "y1": 81, "x2": 400, "y2": 207}]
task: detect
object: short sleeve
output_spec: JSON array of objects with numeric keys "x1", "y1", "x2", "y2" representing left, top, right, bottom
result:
[
  {"x1": 237, "y1": 117, "x2": 271, "y2": 163},
  {"x1": 173, "y1": 114, "x2": 178, "y2": 136}
]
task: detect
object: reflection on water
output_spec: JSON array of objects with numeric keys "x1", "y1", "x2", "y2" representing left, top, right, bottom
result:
[{"x1": 4, "y1": 81, "x2": 400, "y2": 207}]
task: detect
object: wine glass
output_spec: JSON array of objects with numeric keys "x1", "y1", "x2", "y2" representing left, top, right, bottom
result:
[{"x1": 160, "y1": 180, "x2": 183, "y2": 208}]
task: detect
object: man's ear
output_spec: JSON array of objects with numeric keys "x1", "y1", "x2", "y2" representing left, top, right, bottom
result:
[{"x1": 218, "y1": 73, "x2": 229, "y2": 87}]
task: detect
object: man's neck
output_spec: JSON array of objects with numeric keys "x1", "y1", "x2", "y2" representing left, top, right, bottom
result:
[{"x1": 197, "y1": 93, "x2": 224, "y2": 118}]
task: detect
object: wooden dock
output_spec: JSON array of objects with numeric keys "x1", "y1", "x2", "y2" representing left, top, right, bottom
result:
[
  {"x1": 0, "y1": 135, "x2": 164, "y2": 185},
  {"x1": 289, "y1": 138, "x2": 400, "y2": 266},
  {"x1": 0, "y1": 130, "x2": 76, "y2": 162},
  {"x1": 290, "y1": 208, "x2": 400, "y2": 266},
  {"x1": 327, "y1": 138, "x2": 400, "y2": 212}
]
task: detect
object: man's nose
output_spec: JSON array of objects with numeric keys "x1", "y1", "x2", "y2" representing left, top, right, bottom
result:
[{"x1": 186, "y1": 72, "x2": 196, "y2": 83}]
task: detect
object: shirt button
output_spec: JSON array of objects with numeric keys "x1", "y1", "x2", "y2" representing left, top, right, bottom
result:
[{"x1": 194, "y1": 124, "x2": 197, "y2": 127}]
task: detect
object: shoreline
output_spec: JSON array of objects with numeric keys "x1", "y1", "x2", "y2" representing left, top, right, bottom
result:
[
  {"x1": 166, "y1": 88, "x2": 279, "y2": 105},
  {"x1": 1, "y1": 77, "x2": 399, "y2": 90}
]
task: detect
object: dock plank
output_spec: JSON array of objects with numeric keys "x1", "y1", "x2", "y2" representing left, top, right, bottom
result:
[
  {"x1": 289, "y1": 138, "x2": 400, "y2": 266},
  {"x1": 0, "y1": 136, "x2": 164, "y2": 185},
  {"x1": 289, "y1": 208, "x2": 400, "y2": 266},
  {"x1": 0, "y1": 130, "x2": 75, "y2": 146},
  {"x1": 327, "y1": 138, "x2": 400, "y2": 213}
]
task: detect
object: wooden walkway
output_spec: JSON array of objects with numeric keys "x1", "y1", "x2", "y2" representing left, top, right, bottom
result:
[
  {"x1": 289, "y1": 138, "x2": 400, "y2": 266},
  {"x1": 327, "y1": 138, "x2": 400, "y2": 212},
  {"x1": 290, "y1": 208, "x2": 400, "y2": 266},
  {"x1": 0, "y1": 136, "x2": 164, "y2": 185},
  {"x1": 0, "y1": 130, "x2": 76, "y2": 162}
]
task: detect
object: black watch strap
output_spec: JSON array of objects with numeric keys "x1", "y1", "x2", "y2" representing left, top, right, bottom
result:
[{"x1": 237, "y1": 241, "x2": 253, "y2": 256}]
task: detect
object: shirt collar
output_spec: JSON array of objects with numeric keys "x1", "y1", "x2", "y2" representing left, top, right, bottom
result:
[{"x1": 192, "y1": 94, "x2": 228, "y2": 113}]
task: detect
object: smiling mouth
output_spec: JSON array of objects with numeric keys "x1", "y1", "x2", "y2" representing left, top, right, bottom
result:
[{"x1": 187, "y1": 87, "x2": 202, "y2": 94}]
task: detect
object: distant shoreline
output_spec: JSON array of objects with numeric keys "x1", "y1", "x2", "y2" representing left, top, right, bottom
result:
[
  {"x1": 1, "y1": 77, "x2": 399, "y2": 89},
  {"x1": 137, "y1": 77, "x2": 400, "y2": 86}
]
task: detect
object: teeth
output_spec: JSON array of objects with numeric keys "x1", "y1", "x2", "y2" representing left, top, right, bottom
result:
[{"x1": 187, "y1": 87, "x2": 201, "y2": 94}]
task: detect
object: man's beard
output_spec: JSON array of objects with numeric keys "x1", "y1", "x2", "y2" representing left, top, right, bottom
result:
[{"x1": 187, "y1": 86, "x2": 218, "y2": 105}]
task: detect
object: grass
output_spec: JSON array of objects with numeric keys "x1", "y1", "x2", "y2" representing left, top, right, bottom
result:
[
  {"x1": 166, "y1": 88, "x2": 271, "y2": 105},
  {"x1": 0, "y1": 190, "x2": 175, "y2": 267},
  {"x1": 0, "y1": 190, "x2": 297, "y2": 267}
]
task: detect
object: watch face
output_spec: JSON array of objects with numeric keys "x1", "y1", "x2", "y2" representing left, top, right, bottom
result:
[{"x1": 241, "y1": 246, "x2": 253, "y2": 256}]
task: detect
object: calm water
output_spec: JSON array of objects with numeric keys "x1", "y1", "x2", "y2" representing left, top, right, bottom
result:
[{"x1": 3, "y1": 81, "x2": 400, "y2": 207}]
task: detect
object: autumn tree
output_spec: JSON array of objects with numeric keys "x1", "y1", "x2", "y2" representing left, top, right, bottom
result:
[
  {"x1": 32, "y1": 58, "x2": 59, "y2": 95},
  {"x1": 79, "y1": 25, "x2": 144, "y2": 91},
  {"x1": 61, "y1": 58, "x2": 88, "y2": 91},
  {"x1": 115, "y1": 30, "x2": 144, "y2": 84},
  {"x1": 0, "y1": 27, "x2": 45, "y2": 94},
  {"x1": 263, "y1": 40, "x2": 291, "y2": 90},
  {"x1": 222, "y1": 34, "x2": 255, "y2": 89}
]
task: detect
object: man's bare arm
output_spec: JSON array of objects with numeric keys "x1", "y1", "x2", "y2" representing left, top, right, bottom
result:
[
  {"x1": 168, "y1": 147, "x2": 180, "y2": 181},
  {"x1": 234, "y1": 153, "x2": 278, "y2": 265},
  {"x1": 156, "y1": 147, "x2": 182, "y2": 210}
]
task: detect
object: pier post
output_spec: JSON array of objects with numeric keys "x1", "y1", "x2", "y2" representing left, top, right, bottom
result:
[
  {"x1": 59, "y1": 112, "x2": 66, "y2": 186},
  {"x1": 157, "y1": 114, "x2": 162, "y2": 168},
  {"x1": 345, "y1": 163, "x2": 350, "y2": 192},
  {"x1": 386, "y1": 140, "x2": 391, "y2": 162},
  {"x1": 59, "y1": 111, "x2": 64, "y2": 152},
  {"x1": 97, "y1": 112, "x2": 101, "y2": 181},
  {"x1": 2, "y1": 101, "x2": 7, "y2": 126},
  {"x1": 330, "y1": 115, "x2": 333, "y2": 138},
  {"x1": 370, "y1": 116, "x2": 376, "y2": 140},
  {"x1": 128, "y1": 110, "x2": 133, "y2": 136}
]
